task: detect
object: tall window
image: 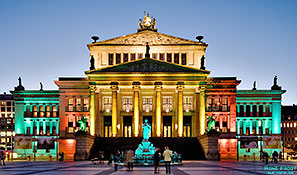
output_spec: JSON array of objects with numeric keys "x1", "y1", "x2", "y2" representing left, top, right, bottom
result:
[
  {"x1": 222, "y1": 97, "x2": 228, "y2": 111},
  {"x1": 181, "y1": 53, "x2": 187, "y2": 65},
  {"x1": 259, "y1": 105, "x2": 264, "y2": 116},
  {"x1": 163, "y1": 97, "x2": 173, "y2": 112},
  {"x1": 68, "y1": 98, "x2": 74, "y2": 112},
  {"x1": 138, "y1": 53, "x2": 143, "y2": 59},
  {"x1": 103, "y1": 97, "x2": 112, "y2": 112},
  {"x1": 130, "y1": 53, "x2": 136, "y2": 61},
  {"x1": 123, "y1": 53, "x2": 128, "y2": 62},
  {"x1": 108, "y1": 53, "x2": 114, "y2": 65},
  {"x1": 174, "y1": 53, "x2": 179, "y2": 64},
  {"x1": 239, "y1": 105, "x2": 244, "y2": 116},
  {"x1": 76, "y1": 98, "x2": 81, "y2": 112},
  {"x1": 123, "y1": 97, "x2": 133, "y2": 112},
  {"x1": 53, "y1": 106, "x2": 57, "y2": 117},
  {"x1": 166, "y1": 53, "x2": 172, "y2": 62},
  {"x1": 46, "y1": 106, "x2": 50, "y2": 117},
  {"x1": 183, "y1": 97, "x2": 193, "y2": 112},
  {"x1": 33, "y1": 106, "x2": 38, "y2": 117},
  {"x1": 68, "y1": 117, "x2": 74, "y2": 133},
  {"x1": 143, "y1": 97, "x2": 153, "y2": 112},
  {"x1": 252, "y1": 105, "x2": 257, "y2": 117},
  {"x1": 159, "y1": 53, "x2": 165, "y2": 61},
  {"x1": 152, "y1": 53, "x2": 157, "y2": 59},
  {"x1": 246, "y1": 105, "x2": 251, "y2": 117},
  {"x1": 214, "y1": 97, "x2": 220, "y2": 111},
  {"x1": 83, "y1": 98, "x2": 89, "y2": 112},
  {"x1": 39, "y1": 106, "x2": 44, "y2": 117},
  {"x1": 116, "y1": 53, "x2": 121, "y2": 64},
  {"x1": 206, "y1": 97, "x2": 213, "y2": 111}
]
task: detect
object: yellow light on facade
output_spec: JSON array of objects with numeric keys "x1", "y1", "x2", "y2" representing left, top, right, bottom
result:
[{"x1": 295, "y1": 123, "x2": 296, "y2": 127}]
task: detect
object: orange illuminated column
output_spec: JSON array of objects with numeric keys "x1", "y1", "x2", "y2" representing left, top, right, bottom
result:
[
  {"x1": 230, "y1": 96, "x2": 237, "y2": 132},
  {"x1": 199, "y1": 85, "x2": 206, "y2": 135},
  {"x1": 155, "y1": 82, "x2": 162, "y2": 137},
  {"x1": 111, "y1": 82, "x2": 119, "y2": 137},
  {"x1": 90, "y1": 85, "x2": 96, "y2": 136},
  {"x1": 133, "y1": 82, "x2": 140, "y2": 137},
  {"x1": 177, "y1": 82, "x2": 184, "y2": 137}
]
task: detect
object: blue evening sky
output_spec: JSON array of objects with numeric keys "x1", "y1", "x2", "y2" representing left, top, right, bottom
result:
[{"x1": 0, "y1": 0, "x2": 296, "y2": 104}]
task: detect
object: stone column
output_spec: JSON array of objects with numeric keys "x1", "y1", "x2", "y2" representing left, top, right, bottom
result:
[
  {"x1": 133, "y1": 82, "x2": 140, "y2": 137},
  {"x1": 199, "y1": 85, "x2": 206, "y2": 135},
  {"x1": 89, "y1": 85, "x2": 96, "y2": 136},
  {"x1": 155, "y1": 82, "x2": 162, "y2": 137},
  {"x1": 177, "y1": 82, "x2": 184, "y2": 137},
  {"x1": 111, "y1": 82, "x2": 119, "y2": 137},
  {"x1": 272, "y1": 101, "x2": 281, "y2": 134},
  {"x1": 56, "y1": 120, "x2": 59, "y2": 135}
]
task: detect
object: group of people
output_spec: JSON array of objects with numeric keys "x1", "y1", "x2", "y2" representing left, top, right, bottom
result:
[
  {"x1": 154, "y1": 146, "x2": 172, "y2": 174},
  {"x1": 260, "y1": 151, "x2": 282, "y2": 164},
  {"x1": 107, "y1": 146, "x2": 173, "y2": 174}
]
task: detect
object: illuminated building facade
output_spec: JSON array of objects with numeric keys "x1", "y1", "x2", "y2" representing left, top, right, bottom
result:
[
  {"x1": 54, "y1": 14, "x2": 243, "y2": 160},
  {"x1": 11, "y1": 83, "x2": 59, "y2": 160},
  {"x1": 11, "y1": 14, "x2": 286, "y2": 161},
  {"x1": 0, "y1": 93, "x2": 15, "y2": 151},
  {"x1": 236, "y1": 86, "x2": 285, "y2": 160},
  {"x1": 281, "y1": 105, "x2": 297, "y2": 149}
]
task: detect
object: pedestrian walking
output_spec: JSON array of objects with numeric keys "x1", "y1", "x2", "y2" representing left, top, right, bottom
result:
[
  {"x1": 99, "y1": 151, "x2": 104, "y2": 164},
  {"x1": 272, "y1": 151, "x2": 278, "y2": 163},
  {"x1": 154, "y1": 148, "x2": 161, "y2": 174},
  {"x1": 108, "y1": 154, "x2": 114, "y2": 165},
  {"x1": 126, "y1": 149, "x2": 134, "y2": 171},
  {"x1": 114, "y1": 151, "x2": 120, "y2": 171},
  {"x1": 0, "y1": 151, "x2": 6, "y2": 166},
  {"x1": 279, "y1": 151, "x2": 282, "y2": 162},
  {"x1": 163, "y1": 146, "x2": 172, "y2": 174},
  {"x1": 263, "y1": 152, "x2": 269, "y2": 164}
]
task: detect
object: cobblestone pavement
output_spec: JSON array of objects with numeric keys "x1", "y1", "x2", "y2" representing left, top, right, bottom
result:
[{"x1": 1, "y1": 160, "x2": 297, "y2": 175}]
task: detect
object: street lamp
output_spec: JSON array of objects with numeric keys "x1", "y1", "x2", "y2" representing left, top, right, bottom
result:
[{"x1": 11, "y1": 131, "x2": 15, "y2": 161}]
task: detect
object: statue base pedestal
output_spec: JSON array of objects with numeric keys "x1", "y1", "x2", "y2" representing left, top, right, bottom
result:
[{"x1": 134, "y1": 140, "x2": 156, "y2": 165}]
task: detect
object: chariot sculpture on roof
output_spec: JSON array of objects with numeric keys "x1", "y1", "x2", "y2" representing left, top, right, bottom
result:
[{"x1": 138, "y1": 11, "x2": 157, "y2": 31}]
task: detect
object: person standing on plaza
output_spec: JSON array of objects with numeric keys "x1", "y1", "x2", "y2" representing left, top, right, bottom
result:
[
  {"x1": 0, "y1": 151, "x2": 6, "y2": 166},
  {"x1": 279, "y1": 151, "x2": 282, "y2": 162},
  {"x1": 163, "y1": 146, "x2": 172, "y2": 174},
  {"x1": 272, "y1": 151, "x2": 278, "y2": 163},
  {"x1": 126, "y1": 149, "x2": 134, "y2": 171},
  {"x1": 263, "y1": 152, "x2": 269, "y2": 164},
  {"x1": 114, "y1": 151, "x2": 120, "y2": 171},
  {"x1": 154, "y1": 148, "x2": 161, "y2": 174}
]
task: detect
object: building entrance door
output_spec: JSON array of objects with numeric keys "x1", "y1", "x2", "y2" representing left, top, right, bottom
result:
[
  {"x1": 163, "y1": 116, "x2": 172, "y2": 137},
  {"x1": 183, "y1": 116, "x2": 192, "y2": 137},
  {"x1": 104, "y1": 116, "x2": 112, "y2": 137},
  {"x1": 143, "y1": 116, "x2": 152, "y2": 136},
  {"x1": 123, "y1": 116, "x2": 132, "y2": 137}
]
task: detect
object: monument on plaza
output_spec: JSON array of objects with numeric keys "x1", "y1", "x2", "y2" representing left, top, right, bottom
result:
[{"x1": 134, "y1": 119, "x2": 156, "y2": 164}]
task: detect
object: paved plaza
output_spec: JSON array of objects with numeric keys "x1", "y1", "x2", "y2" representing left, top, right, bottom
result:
[{"x1": 1, "y1": 160, "x2": 297, "y2": 175}]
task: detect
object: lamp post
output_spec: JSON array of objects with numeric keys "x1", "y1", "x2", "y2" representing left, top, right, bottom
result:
[{"x1": 11, "y1": 131, "x2": 15, "y2": 161}]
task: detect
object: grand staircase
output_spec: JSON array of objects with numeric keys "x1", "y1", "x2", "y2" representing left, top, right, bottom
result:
[{"x1": 89, "y1": 137, "x2": 206, "y2": 160}]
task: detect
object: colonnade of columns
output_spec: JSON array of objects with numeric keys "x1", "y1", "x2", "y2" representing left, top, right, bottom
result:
[{"x1": 89, "y1": 82, "x2": 206, "y2": 137}]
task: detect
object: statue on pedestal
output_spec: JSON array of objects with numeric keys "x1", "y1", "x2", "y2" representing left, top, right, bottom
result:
[{"x1": 142, "y1": 119, "x2": 151, "y2": 141}]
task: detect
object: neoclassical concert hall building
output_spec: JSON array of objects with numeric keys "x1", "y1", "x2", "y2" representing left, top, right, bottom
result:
[{"x1": 12, "y1": 14, "x2": 285, "y2": 161}]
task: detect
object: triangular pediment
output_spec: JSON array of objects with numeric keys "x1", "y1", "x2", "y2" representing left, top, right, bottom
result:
[
  {"x1": 88, "y1": 30, "x2": 207, "y2": 46},
  {"x1": 85, "y1": 58, "x2": 210, "y2": 74}
]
